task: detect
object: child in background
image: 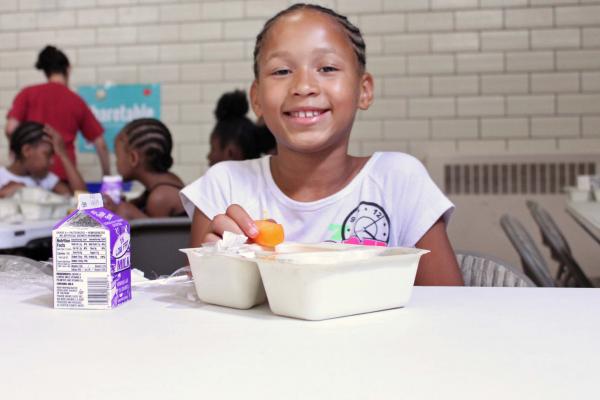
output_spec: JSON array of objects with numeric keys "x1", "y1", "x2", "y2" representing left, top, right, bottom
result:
[
  {"x1": 207, "y1": 90, "x2": 276, "y2": 166},
  {"x1": 0, "y1": 121, "x2": 86, "y2": 197},
  {"x1": 104, "y1": 118, "x2": 185, "y2": 219},
  {"x1": 180, "y1": 4, "x2": 463, "y2": 285}
]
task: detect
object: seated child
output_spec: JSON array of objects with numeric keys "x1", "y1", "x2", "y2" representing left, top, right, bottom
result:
[
  {"x1": 105, "y1": 118, "x2": 185, "y2": 219},
  {"x1": 180, "y1": 4, "x2": 463, "y2": 286},
  {"x1": 207, "y1": 89, "x2": 276, "y2": 166},
  {"x1": 0, "y1": 121, "x2": 86, "y2": 197}
]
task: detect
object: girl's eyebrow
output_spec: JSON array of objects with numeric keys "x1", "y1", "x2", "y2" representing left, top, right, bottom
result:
[{"x1": 265, "y1": 47, "x2": 338, "y2": 62}]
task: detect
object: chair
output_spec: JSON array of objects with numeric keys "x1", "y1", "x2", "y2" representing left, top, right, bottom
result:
[
  {"x1": 526, "y1": 201, "x2": 593, "y2": 287},
  {"x1": 129, "y1": 217, "x2": 192, "y2": 279},
  {"x1": 456, "y1": 251, "x2": 535, "y2": 287},
  {"x1": 500, "y1": 215, "x2": 556, "y2": 287}
]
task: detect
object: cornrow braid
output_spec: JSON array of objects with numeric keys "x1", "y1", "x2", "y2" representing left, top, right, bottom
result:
[
  {"x1": 10, "y1": 121, "x2": 49, "y2": 159},
  {"x1": 253, "y1": 3, "x2": 366, "y2": 79},
  {"x1": 121, "y1": 118, "x2": 174, "y2": 173}
]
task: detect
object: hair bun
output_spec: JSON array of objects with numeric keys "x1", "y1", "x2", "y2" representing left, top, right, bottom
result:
[
  {"x1": 35, "y1": 45, "x2": 59, "y2": 70},
  {"x1": 215, "y1": 90, "x2": 249, "y2": 121}
]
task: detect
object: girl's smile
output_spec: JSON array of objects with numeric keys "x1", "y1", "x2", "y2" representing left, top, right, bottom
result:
[{"x1": 283, "y1": 107, "x2": 330, "y2": 127}]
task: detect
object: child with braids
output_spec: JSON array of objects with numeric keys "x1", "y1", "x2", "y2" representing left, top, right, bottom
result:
[
  {"x1": 181, "y1": 4, "x2": 463, "y2": 285},
  {"x1": 0, "y1": 121, "x2": 86, "y2": 197},
  {"x1": 105, "y1": 118, "x2": 185, "y2": 220},
  {"x1": 207, "y1": 89, "x2": 276, "y2": 166}
]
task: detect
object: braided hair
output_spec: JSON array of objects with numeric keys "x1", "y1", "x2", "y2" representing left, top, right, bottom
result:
[
  {"x1": 120, "y1": 118, "x2": 174, "y2": 173},
  {"x1": 10, "y1": 121, "x2": 49, "y2": 159},
  {"x1": 213, "y1": 90, "x2": 275, "y2": 159},
  {"x1": 253, "y1": 3, "x2": 366, "y2": 79},
  {"x1": 35, "y1": 45, "x2": 70, "y2": 78}
]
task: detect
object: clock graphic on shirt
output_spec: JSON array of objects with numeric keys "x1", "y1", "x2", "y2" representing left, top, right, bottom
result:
[{"x1": 341, "y1": 201, "x2": 390, "y2": 245}]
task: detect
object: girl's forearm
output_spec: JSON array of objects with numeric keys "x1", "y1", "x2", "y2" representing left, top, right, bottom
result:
[
  {"x1": 94, "y1": 137, "x2": 110, "y2": 176},
  {"x1": 57, "y1": 153, "x2": 86, "y2": 193}
]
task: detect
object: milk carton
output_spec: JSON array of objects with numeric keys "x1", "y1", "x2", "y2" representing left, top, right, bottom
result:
[
  {"x1": 100, "y1": 175, "x2": 123, "y2": 204},
  {"x1": 53, "y1": 193, "x2": 131, "y2": 309}
]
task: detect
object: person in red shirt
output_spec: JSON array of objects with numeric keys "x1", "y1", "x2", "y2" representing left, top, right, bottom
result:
[{"x1": 5, "y1": 45, "x2": 110, "y2": 184}]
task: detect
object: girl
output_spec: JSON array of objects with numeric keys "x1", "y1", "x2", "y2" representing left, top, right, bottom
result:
[
  {"x1": 207, "y1": 89, "x2": 276, "y2": 166},
  {"x1": 6, "y1": 45, "x2": 110, "y2": 181},
  {"x1": 181, "y1": 4, "x2": 463, "y2": 286},
  {"x1": 105, "y1": 118, "x2": 185, "y2": 219},
  {"x1": 0, "y1": 121, "x2": 86, "y2": 197}
]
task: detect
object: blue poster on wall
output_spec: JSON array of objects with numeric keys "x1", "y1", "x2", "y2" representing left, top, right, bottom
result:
[{"x1": 77, "y1": 83, "x2": 161, "y2": 153}]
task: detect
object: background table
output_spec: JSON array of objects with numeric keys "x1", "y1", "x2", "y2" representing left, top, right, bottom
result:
[
  {"x1": 567, "y1": 200, "x2": 600, "y2": 244},
  {"x1": 1, "y1": 284, "x2": 599, "y2": 399},
  {"x1": 0, "y1": 219, "x2": 55, "y2": 250}
]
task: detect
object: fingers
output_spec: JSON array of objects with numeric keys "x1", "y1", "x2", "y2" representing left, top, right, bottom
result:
[
  {"x1": 210, "y1": 213, "x2": 244, "y2": 237},
  {"x1": 225, "y1": 204, "x2": 259, "y2": 238},
  {"x1": 206, "y1": 204, "x2": 259, "y2": 242},
  {"x1": 203, "y1": 233, "x2": 221, "y2": 244},
  {"x1": 43, "y1": 125, "x2": 58, "y2": 139}
]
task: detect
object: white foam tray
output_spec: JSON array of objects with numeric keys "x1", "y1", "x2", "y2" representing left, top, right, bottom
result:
[
  {"x1": 183, "y1": 250, "x2": 266, "y2": 309},
  {"x1": 181, "y1": 243, "x2": 344, "y2": 310},
  {"x1": 256, "y1": 247, "x2": 428, "y2": 320}
]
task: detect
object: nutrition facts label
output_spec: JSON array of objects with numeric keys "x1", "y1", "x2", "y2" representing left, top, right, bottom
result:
[
  {"x1": 55, "y1": 230, "x2": 108, "y2": 273},
  {"x1": 54, "y1": 229, "x2": 110, "y2": 309}
]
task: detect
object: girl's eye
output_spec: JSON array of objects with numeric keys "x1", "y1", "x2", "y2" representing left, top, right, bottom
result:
[
  {"x1": 272, "y1": 69, "x2": 291, "y2": 76},
  {"x1": 319, "y1": 66, "x2": 338, "y2": 73}
]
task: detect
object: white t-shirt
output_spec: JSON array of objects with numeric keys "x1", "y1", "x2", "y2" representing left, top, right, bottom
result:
[
  {"x1": 180, "y1": 152, "x2": 454, "y2": 247},
  {"x1": 0, "y1": 166, "x2": 59, "y2": 192}
]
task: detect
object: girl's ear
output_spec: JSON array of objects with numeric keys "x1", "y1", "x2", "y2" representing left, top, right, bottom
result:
[
  {"x1": 358, "y1": 72, "x2": 374, "y2": 111},
  {"x1": 250, "y1": 80, "x2": 263, "y2": 118},
  {"x1": 129, "y1": 149, "x2": 140, "y2": 168},
  {"x1": 21, "y1": 143, "x2": 33, "y2": 158}
]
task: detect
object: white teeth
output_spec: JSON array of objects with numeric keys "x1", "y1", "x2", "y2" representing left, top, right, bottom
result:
[{"x1": 291, "y1": 110, "x2": 322, "y2": 118}]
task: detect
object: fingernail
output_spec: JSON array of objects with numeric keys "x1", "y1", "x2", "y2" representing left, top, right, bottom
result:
[{"x1": 248, "y1": 223, "x2": 259, "y2": 237}]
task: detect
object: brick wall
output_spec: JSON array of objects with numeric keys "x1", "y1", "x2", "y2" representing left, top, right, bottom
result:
[{"x1": 0, "y1": 0, "x2": 599, "y2": 183}]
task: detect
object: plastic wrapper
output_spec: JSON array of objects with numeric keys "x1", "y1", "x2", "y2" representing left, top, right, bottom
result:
[{"x1": 0, "y1": 255, "x2": 53, "y2": 292}]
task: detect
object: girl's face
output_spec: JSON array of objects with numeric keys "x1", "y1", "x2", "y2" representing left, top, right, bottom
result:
[
  {"x1": 207, "y1": 132, "x2": 244, "y2": 166},
  {"x1": 115, "y1": 134, "x2": 134, "y2": 179},
  {"x1": 22, "y1": 141, "x2": 53, "y2": 179},
  {"x1": 251, "y1": 10, "x2": 373, "y2": 155},
  {"x1": 207, "y1": 134, "x2": 227, "y2": 166}
]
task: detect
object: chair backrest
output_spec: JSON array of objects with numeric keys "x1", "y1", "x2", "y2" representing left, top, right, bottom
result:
[
  {"x1": 500, "y1": 214, "x2": 556, "y2": 287},
  {"x1": 526, "y1": 200, "x2": 571, "y2": 255},
  {"x1": 456, "y1": 251, "x2": 535, "y2": 287},
  {"x1": 129, "y1": 217, "x2": 191, "y2": 279},
  {"x1": 526, "y1": 200, "x2": 593, "y2": 287}
]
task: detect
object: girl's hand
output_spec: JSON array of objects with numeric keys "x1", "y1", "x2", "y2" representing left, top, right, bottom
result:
[
  {"x1": 0, "y1": 181, "x2": 25, "y2": 198},
  {"x1": 203, "y1": 204, "x2": 259, "y2": 243},
  {"x1": 44, "y1": 124, "x2": 67, "y2": 157},
  {"x1": 101, "y1": 193, "x2": 117, "y2": 211}
]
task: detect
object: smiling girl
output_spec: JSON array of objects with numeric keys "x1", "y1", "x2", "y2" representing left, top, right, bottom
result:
[{"x1": 181, "y1": 3, "x2": 463, "y2": 285}]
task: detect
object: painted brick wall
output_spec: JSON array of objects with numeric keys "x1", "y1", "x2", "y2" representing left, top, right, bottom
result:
[{"x1": 0, "y1": 0, "x2": 599, "y2": 183}]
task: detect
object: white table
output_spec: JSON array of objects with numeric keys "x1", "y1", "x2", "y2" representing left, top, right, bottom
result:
[
  {"x1": 0, "y1": 219, "x2": 55, "y2": 250},
  {"x1": 1, "y1": 284, "x2": 599, "y2": 399},
  {"x1": 567, "y1": 201, "x2": 600, "y2": 244}
]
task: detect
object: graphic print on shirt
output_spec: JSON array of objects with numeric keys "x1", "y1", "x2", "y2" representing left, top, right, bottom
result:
[{"x1": 341, "y1": 201, "x2": 390, "y2": 246}]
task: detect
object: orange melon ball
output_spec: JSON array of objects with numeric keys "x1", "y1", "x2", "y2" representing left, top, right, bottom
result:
[{"x1": 254, "y1": 220, "x2": 285, "y2": 247}]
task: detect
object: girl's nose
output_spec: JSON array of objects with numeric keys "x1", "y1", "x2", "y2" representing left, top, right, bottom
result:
[{"x1": 292, "y1": 69, "x2": 319, "y2": 97}]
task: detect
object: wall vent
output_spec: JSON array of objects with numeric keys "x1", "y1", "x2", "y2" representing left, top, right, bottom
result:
[{"x1": 427, "y1": 155, "x2": 600, "y2": 196}]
